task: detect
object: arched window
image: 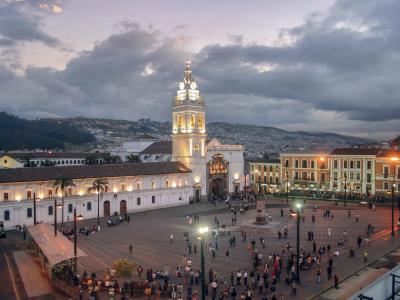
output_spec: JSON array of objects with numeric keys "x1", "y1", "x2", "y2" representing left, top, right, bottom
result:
[
  {"x1": 136, "y1": 182, "x2": 141, "y2": 190},
  {"x1": 177, "y1": 114, "x2": 182, "y2": 128},
  {"x1": 27, "y1": 208, "x2": 32, "y2": 218},
  {"x1": 151, "y1": 180, "x2": 156, "y2": 189},
  {"x1": 190, "y1": 114, "x2": 195, "y2": 127},
  {"x1": 4, "y1": 210, "x2": 10, "y2": 221},
  {"x1": 48, "y1": 206, "x2": 53, "y2": 216},
  {"x1": 87, "y1": 202, "x2": 92, "y2": 211},
  {"x1": 165, "y1": 180, "x2": 169, "y2": 188},
  {"x1": 198, "y1": 114, "x2": 203, "y2": 128}
]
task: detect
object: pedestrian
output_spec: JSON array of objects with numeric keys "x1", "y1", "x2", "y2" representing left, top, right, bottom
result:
[
  {"x1": 364, "y1": 251, "x2": 368, "y2": 263},
  {"x1": 291, "y1": 281, "x2": 297, "y2": 296},
  {"x1": 129, "y1": 244, "x2": 133, "y2": 255},
  {"x1": 357, "y1": 236, "x2": 362, "y2": 248},
  {"x1": 327, "y1": 266, "x2": 332, "y2": 280},
  {"x1": 327, "y1": 227, "x2": 331, "y2": 237},
  {"x1": 334, "y1": 274, "x2": 339, "y2": 289},
  {"x1": 170, "y1": 233, "x2": 174, "y2": 243},
  {"x1": 226, "y1": 249, "x2": 230, "y2": 261},
  {"x1": 317, "y1": 267, "x2": 321, "y2": 283},
  {"x1": 356, "y1": 214, "x2": 359, "y2": 222},
  {"x1": 281, "y1": 208, "x2": 283, "y2": 218}
]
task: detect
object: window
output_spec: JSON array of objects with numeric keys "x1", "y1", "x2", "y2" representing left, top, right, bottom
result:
[
  {"x1": 356, "y1": 173, "x2": 360, "y2": 181},
  {"x1": 74, "y1": 160, "x2": 76, "y2": 164},
  {"x1": 302, "y1": 160, "x2": 307, "y2": 168},
  {"x1": 356, "y1": 160, "x2": 361, "y2": 169},
  {"x1": 285, "y1": 160, "x2": 289, "y2": 168},
  {"x1": 301, "y1": 172, "x2": 307, "y2": 180},
  {"x1": 321, "y1": 173, "x2": 326, "y2": 182},
  {"x1": 48, "y1": 190, "x2": 53, "y2": 198},
  {"x1": 295, "y1": 160, "x2": 299, "y2": 168},
  {"x1": 384, "y1": 166, "x2": 389, "y2": 178},
  {"x1": 151, "y1": 180, "x2": 156, "y2": 189},
  {"x1": 384, "y1": 182, "x2": 389, "y2": 190},
  {"x1": 258, "y1": 165, "x2": 261, "y2": 171},
  {"x1": 105, "y1": 186, "x2": 109, "y2": 193},
  {"x1": 137, "y1": 197, "x2": 141, "y2": 205},
  {"x1": 270, "y1": 166, "x2": 273, "y2": 172},
  {"x1": 3, "y1": 192, "x2": 8, "y2": 201},
  {"x1": 152, "y1": 196, "x2": 156, "y2": 204},
  {"x1": 311, "y1": 173, "x2": 315, "y2": 181},
  {"x1": 4, "y1": 159, "x2": 7, "y2": 163},
  {"x1": 194, "y1": 144, "x2": 200, "y2": 151},
  {"x1": 311, "y1": 161, "x2": 315, "y2": 169},
  {"x1": 251, "y1": 174, "x2": 255, "y2": 181},
  {"x1": 48, "y1": 206, "x2": 53, "y2": 216},
  {"x1": 276, "y1": 166, "x2": 279, "y2": 172},
  {"x1": 258, "y1": 176, "x2": 261, "y2": 183},
  {"x1": 367, "y1": 161, "x2": 372, "y2": 170},
  {"x1": 87, "y1": 202, "x2": 92, "y2": 211},
  {"x1": 349, "y1": 161, "x2": 354, "y2": 169},
  {"x1": 27, "y1": 208, "x2": 32, "y2": 218},
  {"x1": 4, "y1": 210, "x2": 10, "y2": 221},
  {"x1": 269, "y1": 176, "x2": 273, "y2": 183},
  {"x1": 121, "y1": 184, "x2": 126, "y2": 192},
  {"x1": 62, "y1": 160, "x2": 65, "y2": 165},
  {"x1": 367, "y1": 173, "x2": 372, "y2": 183},
  {"x1": 165, "y1": 180, "x2": 169, "y2": 188},
  {"x1": 334, "y1": 172, "x2": 338, "y2": 181},
  {"x1": 136, "y1": 182, "x2": 141, "y2": 190},
  {"x1": 67, "y1": 188, "x2": 72, "y2": 196},
  {"x1": 264, "y1": 165, "x2": 267, "y2": 172},
  {"x1": 334, "y1": 160, "x2": 338, "y2": 169},
  {"x1": 350, "y1": 173, "x2": 354, "y2": 180},
  {"x1": 263, "y1": 176, "x2": 267, "y2": 183},
  {"x1": 251, "y1": 165, "x2": 254, "y2": 171},
  {"x1": 68, "y1": 204, "x2": 73, "y2": 213},
  {"x1": 344, "y1": 161, "x2": 348, "y2": 168},
  {"x1": 275, "y1": 177, "x2": 279, "y2": 184},
  {"x1": 294, "y1": 172, "x2": 299, "y2": 180},
  {"x1": 27, "y1": 191, "x2": 32, "y2": 200}
]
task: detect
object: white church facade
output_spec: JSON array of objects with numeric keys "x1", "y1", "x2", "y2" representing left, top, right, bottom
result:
[{"x1": 0, "y1": 62, "x2": 244, "y2": 229}]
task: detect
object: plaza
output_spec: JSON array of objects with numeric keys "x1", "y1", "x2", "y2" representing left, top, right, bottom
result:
[{"x1": 71, "y1": 198, "x2": 400, "y2": 299}]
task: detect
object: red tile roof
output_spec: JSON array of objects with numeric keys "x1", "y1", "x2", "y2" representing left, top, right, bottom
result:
[{"x1": 330, "y1": 148, "x2": 381, "y2": 156}]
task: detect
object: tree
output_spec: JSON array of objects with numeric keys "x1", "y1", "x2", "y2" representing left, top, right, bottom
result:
[
  {"x1": 112, "y1": 258, "x2": 136, "y2": 278},
  {"x1": 126, "y1": 154, "x2": 140, "y2": 163},
  {"x1": 53, "y1": 176, "x2": 76, "y2": 225},
  {"x1": 90, "y1": 178, "x2": 109, "y2": 227},
  {"x1": 85, "y1": 154, "x2": 99, "y2": 165},
  {"x1": 105, "y1": 155, "x2": 122, "y2": 164}
]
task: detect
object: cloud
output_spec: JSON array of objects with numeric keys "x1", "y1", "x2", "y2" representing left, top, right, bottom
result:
[{"x1": 0, "y1": 0, "x2": 399, "y2": 139}]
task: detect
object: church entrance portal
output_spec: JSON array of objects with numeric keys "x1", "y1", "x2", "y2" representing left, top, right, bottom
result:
[
  {"x1": 208, "y1": 153, "x2": 229, "y2": 199},
  {"x1": 103, "y1": 201, "x2": 110, "y2": 217}
]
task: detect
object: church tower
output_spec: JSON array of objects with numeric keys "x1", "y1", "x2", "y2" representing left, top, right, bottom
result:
[{"x1": 172, "y1": 61, "x2": 207, "y2": 200}]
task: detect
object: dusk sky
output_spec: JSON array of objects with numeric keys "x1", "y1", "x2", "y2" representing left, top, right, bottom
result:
[{"x1": 0, "y1": 0, "x2": 399, "y2": 139}]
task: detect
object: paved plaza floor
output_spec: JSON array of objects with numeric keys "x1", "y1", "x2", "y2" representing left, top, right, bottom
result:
[{"x1": 74, "y1": 199, "x2": 400, "y2": 299}]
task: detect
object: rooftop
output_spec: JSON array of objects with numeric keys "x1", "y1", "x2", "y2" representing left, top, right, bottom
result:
[
  {"x1": 0, "y1": 161, "x2": 191, "y2": 183},
  {"x1": 2, "y1": 152, "x2": 110, "y2": 160},
  {"x1": 141, "y1": 141, "x2": 172, "y2": 155},
  {"x1": 330, "y1": 148, "x2": 382, "y2": 156}
]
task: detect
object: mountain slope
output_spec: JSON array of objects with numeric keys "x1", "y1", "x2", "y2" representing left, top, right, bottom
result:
[
  {"x1": 0, "y1": 112, "x2": 96, "y2": 151},
  {"x1": 44, "y1": 117, "x2": 374, "y2": 157}
]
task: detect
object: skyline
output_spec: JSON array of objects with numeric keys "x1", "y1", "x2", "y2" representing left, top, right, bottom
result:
[{"x1": 0, "y1": 0, "x2": 399, "y2": 140}]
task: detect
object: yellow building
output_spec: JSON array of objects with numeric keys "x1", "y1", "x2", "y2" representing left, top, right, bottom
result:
[{"x1": 248, "y1": 159, "x2": 281, "y2": 193}]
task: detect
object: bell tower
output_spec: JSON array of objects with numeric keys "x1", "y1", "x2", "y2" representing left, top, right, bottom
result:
[{"x1": 172, "y1": 61, "x2": 207, "y2": 199}]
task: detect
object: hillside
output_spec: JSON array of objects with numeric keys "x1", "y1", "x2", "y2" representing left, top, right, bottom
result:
[
  {"x1": 44, "y1": 117, "x2": 374, "y2": 157},
  {"x1": 0, "y1": 112, "x2": 96, "y2": 151}
]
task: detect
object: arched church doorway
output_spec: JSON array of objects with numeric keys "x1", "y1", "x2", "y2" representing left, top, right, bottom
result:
[
  {"x1": 195, "y1": 189, "x2": 201, "y2": 202},
  {"x1": 211, "y1": 178, "x2": 225, "y2": 196},
  {"x1": 120, "y1": 200, "x2": 127, "y2": 214},
  {"x1": 208, "y1": 153, "x2": 229, "y2": 199},
  {"x1": 103, "y1": 201, "x2": 110, "y2": 217}
]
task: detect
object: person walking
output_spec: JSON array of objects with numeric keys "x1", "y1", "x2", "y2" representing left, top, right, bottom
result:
[
  {"x1": 334, "y1": 274, "x2": 339, "y2": 289},
  {"x1": 327, "y1": 266, "x2": 332, "y2": 280},
  {"x1": 170, "y1": 233, "x2": 174, "y2": 244},
  {"x1": 129, "y1": 244, "x2": 133, "y2": 256},
  {"x1": 317, "y1": 267, "x2": 321, "y2": 283},
  {"x1": 357, "y1": 236, "x2": 362, "y2": 248}
]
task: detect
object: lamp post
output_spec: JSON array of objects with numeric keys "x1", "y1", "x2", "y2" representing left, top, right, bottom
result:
[
  {"x1": 344, "y1": 173, "x2": 347, "y2": 207},
  {"x1": 295, "y1": 203, "x2": 301, "y2": 284},
  {"x1": 33, "y1": 192, "x2": 37, "y2": 225},
  {"x1": 286, "y1": 174, "x2": 289, "y2": 203},
  {"x1": 73, "y1": 208, "x2": 84, "y2": 273},
  {"x1": 244, "y1": 172, "x2": 248, "y2": 200},
  {"x1": 390, "y1": 156, "x2": 398, "y2": 236},
  {"x1": 198, "y1": 226, "x2": 209, "y2": 300},
  {"x1": 54, "y1": 198, "x2": 62, "y2": 236}
]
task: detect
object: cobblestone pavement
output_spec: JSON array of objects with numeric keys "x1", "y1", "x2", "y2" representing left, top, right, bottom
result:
[{"x1": 74, "y1": 199, "x2": 400, "y2": 299}]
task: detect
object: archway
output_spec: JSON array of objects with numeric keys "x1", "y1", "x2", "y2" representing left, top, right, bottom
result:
[
  {"x1": 195, "y1": 189, "x2": 201, "y2": 202},
  {"x1": 103, "y1": 201, "x2": 110, "y2": 217},
  {"x1": 120, "y1": 200, "x2": 127, "y2": 215},
  {"x1": 211, "y1": 178, "x2": 225, "y2": 197}
]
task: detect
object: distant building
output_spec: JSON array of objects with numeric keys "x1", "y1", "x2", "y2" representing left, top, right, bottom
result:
[
  {"x1": 111, "y1": 134, "x2": 159, "y2": 161},
  {"x1": 0, "y1": 152, "x2": 110, "y2": 169},
  {"x1": 248, "y1": 158, "x2": 281, "y2": 193},
  {"x1": 140, "y1": 141, "x2": 172, "y2": 163}
]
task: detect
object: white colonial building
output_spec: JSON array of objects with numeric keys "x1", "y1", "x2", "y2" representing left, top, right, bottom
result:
[{"x1": 0, "y1": 62, "x2": 244, "y2": 230}]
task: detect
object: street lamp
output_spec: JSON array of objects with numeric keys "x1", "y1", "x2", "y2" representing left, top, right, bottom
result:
[
  {"x1": 33, "y1": 192, "x2": 37, "y2": 225},
  {"x1": 295, "y1": 202, "x2": 301, "y2": 284},
  {"x1": 319, "y1": 157, "x2": 325, "y2": 193},
  {"x1": 73, "y1": 208, "x2": 84, "y2": 273},
  {"x1": 54, "y1": 199, "x2": 62, "y2": 236},
  {"x1": 198, "y1": 226, "x2": 209, "y2": 300},
  {"x1": 244, "y1": 172, "x2": 248, "y2": 200},
  {"x1": 390, "y1": 156, "x2": 398, "y2": 236},
  {"x1": 286, "y1": 173, "x2": 289, "y2": 203},
  {"x1": 344, "y1": 173, "x2": 347, "y2": 207}
]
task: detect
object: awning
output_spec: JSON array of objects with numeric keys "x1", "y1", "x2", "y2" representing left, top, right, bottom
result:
[{"x1": 27, "y1": 223, "x2": 87, "y2": 267}]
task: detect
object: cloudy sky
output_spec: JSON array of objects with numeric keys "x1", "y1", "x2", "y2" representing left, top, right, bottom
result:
[{"x1": 0, "y1": 0, "x2": 399, "y2": 140}]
